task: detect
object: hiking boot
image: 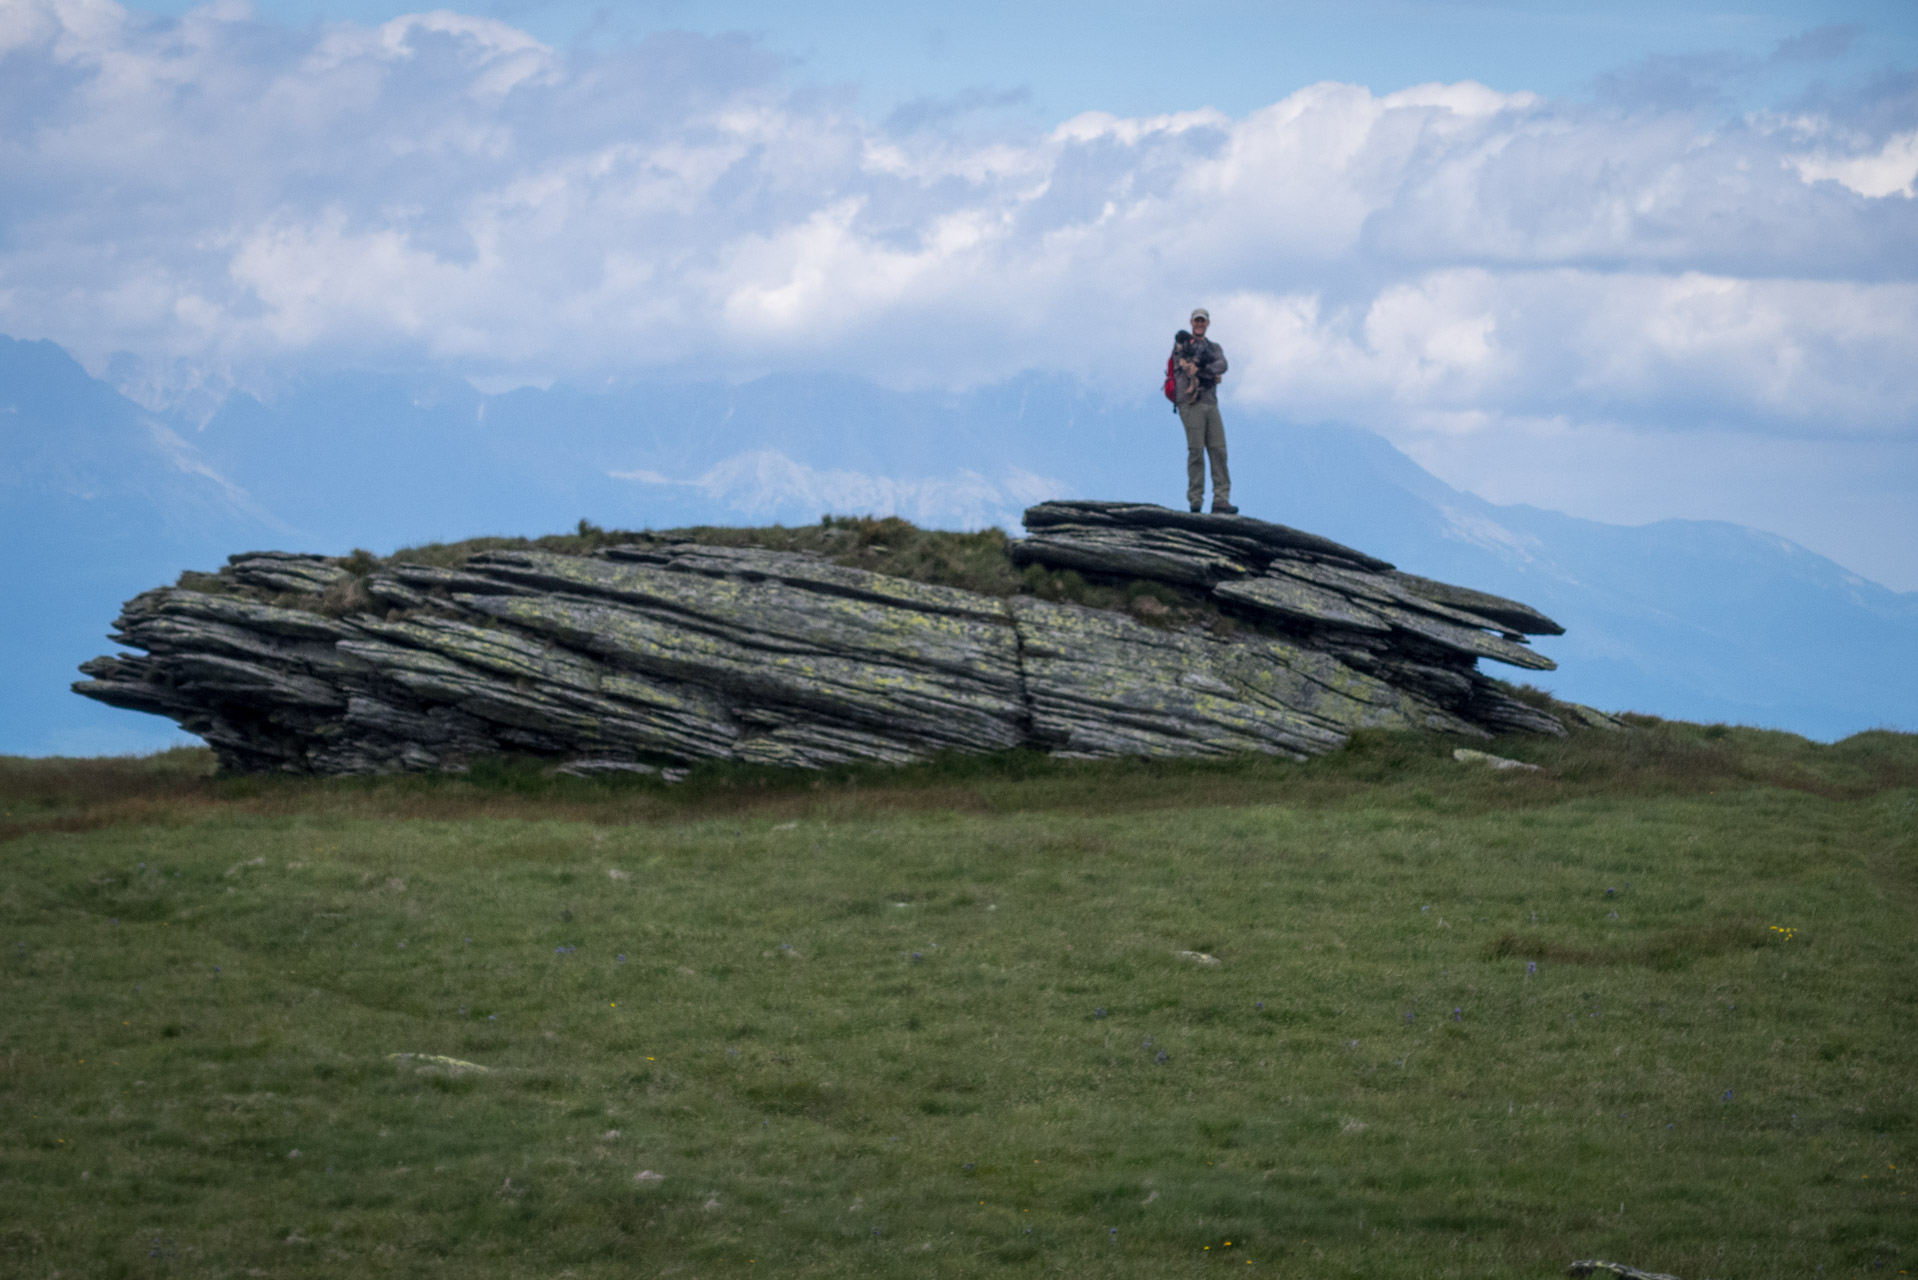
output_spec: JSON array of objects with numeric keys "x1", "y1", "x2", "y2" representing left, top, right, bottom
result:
[
  {"x1": 1189, "y1": 502, "x2": 1202, "y2": 513},
  {"x1": 1211, "y1": 501, "x2": 1239, "y2": 515}
]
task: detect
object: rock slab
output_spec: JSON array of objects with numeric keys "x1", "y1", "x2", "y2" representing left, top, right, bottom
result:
[{"x1": 76, "y1": 502, "x2": 1570, "y2": 773}]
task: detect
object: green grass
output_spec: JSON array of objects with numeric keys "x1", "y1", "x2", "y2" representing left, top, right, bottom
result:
[{"x1": 2, "y1": 723, "x2": 1915, "y2": 1278}]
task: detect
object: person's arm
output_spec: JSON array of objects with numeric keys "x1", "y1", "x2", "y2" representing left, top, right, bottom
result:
[{"x1": 1195, "y1": 341, "x2": 1225, "y2": 386}]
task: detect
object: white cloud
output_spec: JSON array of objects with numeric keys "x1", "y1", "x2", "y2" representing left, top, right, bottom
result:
[
  {"x1": 1787, "y1": 128, "x2": 1918, "y2": 199},
  {"x1": 0, "y1": 0, "x2": 1913, "y2": 450},
  {"x1": 1221, "y1": 270, "x2": 1918, "y2": 433}
]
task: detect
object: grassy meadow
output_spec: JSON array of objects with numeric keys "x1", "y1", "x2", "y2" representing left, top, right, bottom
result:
[{"x1": 2, "y1": 719, "x2": 1914, "y2": 1278}]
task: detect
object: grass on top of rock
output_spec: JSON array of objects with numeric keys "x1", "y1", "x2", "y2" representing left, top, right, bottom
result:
[
  {"x1": 170, "y1": 516, "x2": 1232, "y2": 629},
  {"x1": 375, "y1": 515, "x2": 1026, "y2": 595},
  {"x1": 2, "y1": 719, "x2": 1914, "y2": 1278}
]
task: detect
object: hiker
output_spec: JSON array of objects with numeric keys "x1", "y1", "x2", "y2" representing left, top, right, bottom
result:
[{"x1": 1167, "y1": 308, "x2": 1235, "y2": 515}]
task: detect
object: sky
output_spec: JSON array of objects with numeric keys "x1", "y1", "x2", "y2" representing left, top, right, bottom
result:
[{"x1": 4, "y1": 0, "x2": 1917, "y2": 586}]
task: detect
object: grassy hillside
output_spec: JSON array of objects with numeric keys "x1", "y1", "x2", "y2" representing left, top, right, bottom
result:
[{"x1": 2, "y1": 720, "x2": 1914, "y2": 1278}]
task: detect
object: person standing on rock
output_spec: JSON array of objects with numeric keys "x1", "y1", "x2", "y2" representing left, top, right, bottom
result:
[{"x1": 1172, "y1": 308, "x2": 1235, "y2": 515}]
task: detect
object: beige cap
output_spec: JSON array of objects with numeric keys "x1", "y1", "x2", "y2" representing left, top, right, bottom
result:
[{"x1": 1190, "y1": 308, "x2": 1210, "y2": 322}]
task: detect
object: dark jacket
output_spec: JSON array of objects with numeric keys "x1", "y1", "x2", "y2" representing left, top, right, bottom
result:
[{"x1": 1173, "y1": 335, "x2": 1227, "y2": 406}]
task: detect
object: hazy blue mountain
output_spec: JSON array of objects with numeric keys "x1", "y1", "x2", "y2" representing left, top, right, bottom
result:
[
  {"x1": 4, "y1": 334, "x2": 1914, "y2": 753},
  {"x1": 0, "y1": 337, "x2": 283, "y2": 754}
]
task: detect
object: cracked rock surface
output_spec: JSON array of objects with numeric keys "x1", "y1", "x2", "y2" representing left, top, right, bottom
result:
[{"x1": 76, "y1": 501, "x2": 1572, "y2": 773}]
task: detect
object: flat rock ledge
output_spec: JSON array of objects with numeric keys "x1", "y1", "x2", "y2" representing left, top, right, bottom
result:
[{"x1": 76, "y1": 501, "x2": 1578, "y2": 774}]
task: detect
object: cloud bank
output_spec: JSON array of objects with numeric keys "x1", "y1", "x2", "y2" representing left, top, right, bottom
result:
[{"x1": 3, "y1": 0, "x2": 1916, "y2": 450}]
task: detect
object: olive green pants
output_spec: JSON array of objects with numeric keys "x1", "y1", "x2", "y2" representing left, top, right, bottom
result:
[{"x1": 1179, "y1": 401, "x2": 1230, "y2": 508}]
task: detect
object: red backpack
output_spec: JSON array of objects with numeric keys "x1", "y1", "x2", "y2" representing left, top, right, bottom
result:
[{"x1": 1163, "y1": 351, "x2": 1178, "y2": 408}]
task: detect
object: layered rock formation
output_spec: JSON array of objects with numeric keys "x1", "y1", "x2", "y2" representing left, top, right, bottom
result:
[{"x1": 75, "y1": 501, "x2": 1573, "y2": 774}]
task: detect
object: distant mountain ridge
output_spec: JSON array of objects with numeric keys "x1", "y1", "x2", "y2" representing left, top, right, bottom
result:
[{"x1": 4, "y1": 333, "x2": 1914, "y2": 753}]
